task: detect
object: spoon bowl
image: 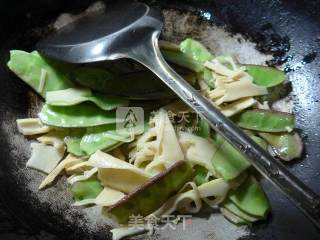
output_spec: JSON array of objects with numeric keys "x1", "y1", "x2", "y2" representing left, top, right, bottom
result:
[{"x1": 37, "y1": 2, "x2": 162, "y2": 63}]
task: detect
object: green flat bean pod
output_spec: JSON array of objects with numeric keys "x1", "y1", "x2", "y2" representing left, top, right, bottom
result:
[
  {"x1": 245, "y1": 65, "x2": 286, "y2": 88},
  {"x1": 220, "y1": 207, "x2": 249, "y2": 225},
  {"x1": 70, "y1": 177, "x2": 103, "y2": 202},
  {"x1": 74, "y1": 67, "x2": 174, "y2": 99},
  {"x1": 80, "y1": 124, "x2": 130, "y2": 155},
  {"x1": 161, "y1": 49, "x2": 205, "y2": 72},
  {"x1": 212, "y1": 140, "x2": 251, "y2": 181},
  {"x1": 222, "y1": 200, "x2": 259, "y2": 223},
  {"x1": 194, "y1": 118, "x2": 211, "y2": 138},
  {"x1": 39, "y1": 103, "x2": 118, "y2": 128},
  {"x1": 259, "y1": 132, "x2": 303, "y2": 161},
  {"x1": 212, "y1": 135, "x2": 268, "y2": 180},
  {"x1": 7, "y1": 50, "x2": 74, "y2": 98},
  {"x1": 106, "y1": 161, "x2": 194, "y2": 224},
  {"x1": 46, "y1": 88, "x2": 128, "y2": 111},
  {"x1": 180, "y1": 38, "x2": 213, "y2": 63},
  {"x1": 64, "y1": 129, "x2": 87, "y2": 156},
  {"x1": 234, "y1": 109, "x2": 295, "y2": 132},
  {"x1": 228, "y1": 176, "x2": 270, "y2": 217},
  {"x1": 198, "y1": 68, "x2": 215, "y2": 89},
  {"x1": 193, "y1": 165, "x2": 208, "y2": 186}
]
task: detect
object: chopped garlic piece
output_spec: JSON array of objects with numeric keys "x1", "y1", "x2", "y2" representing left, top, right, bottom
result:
[
  {"x1": 229, "y1": 66, "x2": 246, "y2": 80},
  {"x1": 145, "y1": 110, "x2": 184, "y2": 173},
  {"x1": 16, "y1": 118, "x2": 52, "y2": 135},
  {"x1": 65, "y1": 161, "x2": 91, "y2": 175},
  {"x1": 27, "y1": 142, "x2": 64, "y2": 174},
  {"x1": 208, "y1": 89, "x2": 225, "y2": 99},
  {"x1": 204, "y1": 60, "x2": 234, "y2": 76},
  {"x1": 95, "y1": 186, "x2": 125, "y2": 206},
  {"x1": 220, "y1": 97, "x2": 256, "y2": 117},
  {"x1": 214, "y1": 79, "x2": 267, "y2": 105},
  {"x1": 67, "y1": 167, "x2": 98, "y2": 185},
  {"x1": 178, "y1": 132, "x2": 217, "y2": 174},
  {"x1": 38, "y1": 154, "x2": 84, "y2": 190},
  {"x1": 37, "y1": 131, "x2": 65, "y2": 155},
  {"x1": 130, "y1": 110, "x2": 184, "y2": 175},
  {"x1": 154, "y1": 179, "x2": 230, "y2": 216},
  {"x1": 88, "y1": 151, "x2": 151, "y2": 193}
]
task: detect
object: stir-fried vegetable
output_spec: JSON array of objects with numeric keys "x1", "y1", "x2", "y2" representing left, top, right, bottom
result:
[
  {"x1": 39, "y1": 103, "x2": 118, "y2": 128},
  {"x1": 16, "y1": 118, "x2": 52, "y2": 135},
  {"x1": 161, "y1": 49, "x2": 205, "y2": 72},
  {"x1": 193, "y1": 165, "x2": 209, "y2": 186},
  {"x1": 107, "y1": 161, "x2": 194, "y2": 224},
  {"x1": 64, "y1": 129, "x2": 87, "y2": 156},
  {"x1": 212, "y1": 135, "x2": 268, "y2": 180},
  {"x1": 222, "y1": 200, "x2": 259, "y2": 223},
  {"x1": 74, "y1": 67, "x2": 175, "y2": 99},
  {"x1": 70, "y1": 176, "x2": 103, "y2": 202},
  {"x1": 228, "y1": 176, "x2": 270, "y2": 217},
  {"x1": 234, "y1": 109, "x2": 295, "y2": 132},
  {"x1": 180, "y1": 38, "x2": 213, "y2": 63},
  {"x1": 80, "y1": 125, "x2": 129, "y2": 155},
  {"x1": 9, "y1": 36, "x2": 303, "y2": 236},
  {"x1": 7, "y1": 50, "x2": 74, "y2": 97},
  {"x1": 46, "y1": 88, "x2": 128, "y2": 110},
  {"x1": 194, "y1": 118, "x2": 211, "y2": 138},
  {"x1": 198, "y1": 68, "x2": 215, "y2": 89},
  {"x1": 259, "y1": 132, "x2": 303, "y2": 161},
  {"x1": 246, "y1": 65, "x2": 286, "y2": 88}
]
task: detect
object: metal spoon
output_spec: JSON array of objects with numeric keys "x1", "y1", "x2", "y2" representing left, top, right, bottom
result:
[{"x1": 37, "y1": 1, "x2": 320, "y2": 229}]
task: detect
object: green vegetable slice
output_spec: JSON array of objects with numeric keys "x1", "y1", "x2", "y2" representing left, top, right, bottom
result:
[
  {"x1": 64, "y1": 129, "x2": 86, "y2": 156},
  {"x1": 212, "y1": 136, "x2": 268, "y2": 180},
  {"x1": 198, "y1": 68, "x2": 215, "y2": 89},
  {"x1": 161, "y1": 49, "x2": 204, "y2": 72},
  {"x1": 80, "y1": 124, "x2": 131, "y2": 155},
  {"x1": 212, "y1": 140, "x2": 251, "y2": 181},
  {"x1": 222, "y1": 200, "x2": 259, "y2": 222},
  {"x1": 7, "y1": 50, "x2": 74, "y2": 98},
  {"x1": 194, "y1": 118, "x2": 210, "y2": 138},
  {"x1": 220, "y1": 207, "x2": 249, "y2": 225},
  {"x1": 245, "y1": 65, "x2": 286, "y2": 88},
  {"x1": 180, "y1": 38, "x2": 213, "y2": 63},
  {"x1": 259, "y1": 132, "x2": 303, "y2": 161},
  {"x1": 193, "y1": 165, "x2": 208, "y2": 186},
  {"x1": 106, "y1": 161, "x2": 194, "y2": 224},
  {"x1": 234, "y1": 109, "x2": 295, "y2": 132},
  {"x1": 74, "y1": 67, "x2": 174, "y2": 99},
  {"x1": 250, "y1": 136, "x2": 268, "y2": 150},
  {"x1": 39, "y1": 103, "x2": 118, "y2": 128},
  {"x1": 46, "y1": 88, "x2": 128, "y2": 110},
  {"x1": 229, "y1": 176, "x2": 270, "y2": 217},
  {"x1": 70, "y1": 176, "x2": 103, "y2": 201}
]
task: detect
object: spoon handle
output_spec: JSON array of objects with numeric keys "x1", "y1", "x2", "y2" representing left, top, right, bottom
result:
[{"x1": 130, "y1": 36, "x2": 320, "y2": 229}]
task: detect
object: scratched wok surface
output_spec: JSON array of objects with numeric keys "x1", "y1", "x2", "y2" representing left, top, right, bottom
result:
[{"x1": 0, "y1": 0, "x2": 320, "y2": 240}]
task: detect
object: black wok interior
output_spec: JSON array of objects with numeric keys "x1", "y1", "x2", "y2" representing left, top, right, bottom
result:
[{"x1": 0, "y1": 0, "x2": 320, "y2": 239}]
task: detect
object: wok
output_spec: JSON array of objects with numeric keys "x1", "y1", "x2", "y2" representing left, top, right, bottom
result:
[{"x1": 0, "y1": 0, "x2": 319, "y2": 239}]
